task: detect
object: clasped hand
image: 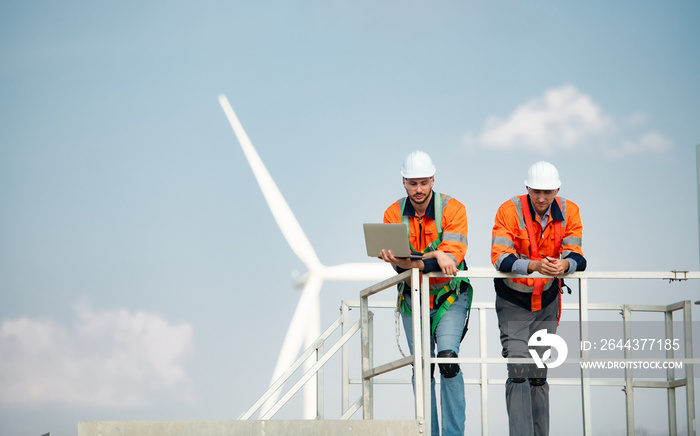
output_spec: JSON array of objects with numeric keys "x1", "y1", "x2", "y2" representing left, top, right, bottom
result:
[{"x1": 530, "y1": 257, "x2": 570, "y2": 277}]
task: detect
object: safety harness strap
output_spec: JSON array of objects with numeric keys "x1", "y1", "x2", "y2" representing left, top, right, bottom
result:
[
  {"x1": 398, "y1": 278, "x2": 473, "y2": 338},
  {"x1": 519, "y1": 195, "x2": 562, "y2": 312},
  {"x1": 401, "y1": 192, "x2": 443, "y2": 254}
]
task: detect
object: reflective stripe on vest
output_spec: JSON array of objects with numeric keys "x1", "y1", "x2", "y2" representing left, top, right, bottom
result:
[{"x1": 519, "y1": 195, "x2": 562, "y2": 312}]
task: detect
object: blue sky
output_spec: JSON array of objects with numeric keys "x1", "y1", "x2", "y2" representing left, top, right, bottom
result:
[{"x1": 1, "y1": 1, "x2": 699, "y2": 435}]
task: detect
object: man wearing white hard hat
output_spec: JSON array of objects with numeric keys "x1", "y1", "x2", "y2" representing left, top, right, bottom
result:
[
  {"x1": 491, "y1": 161, "x2": 586, "y2": 436},
  {"x1": 379, "y1": 150, "x2": 473, "y2": 436}
]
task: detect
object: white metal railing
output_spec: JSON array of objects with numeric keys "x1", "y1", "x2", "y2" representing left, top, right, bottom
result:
[
  {"x1": 238, "y1": 270, "x2": 411, "y2": 421},
  {"x1": 238, "y1": 310, "x2": 360, "y2": 420},
  {"x1": 241, "y1": 269, "x2": 698, "y2": 436},
  {"x1": 360, "y1": 269, "x2": 698, "y2": 436}
]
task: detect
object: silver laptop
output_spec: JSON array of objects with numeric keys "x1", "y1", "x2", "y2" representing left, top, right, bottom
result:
[{"x1": 363, "y1": 223, "x2": 423, "y2": 259}]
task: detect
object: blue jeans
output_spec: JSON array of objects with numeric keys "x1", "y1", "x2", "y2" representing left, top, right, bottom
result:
[{"x1": 402, "y1": 291, "x2": 469, "y2": 436}]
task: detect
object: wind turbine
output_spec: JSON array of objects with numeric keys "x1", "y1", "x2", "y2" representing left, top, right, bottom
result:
[{"x1": 218, "y1": 95, "x2": 394, "y2": 419}]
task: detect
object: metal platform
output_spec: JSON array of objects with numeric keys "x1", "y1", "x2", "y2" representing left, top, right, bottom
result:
[{"x1": 77, "y1": 419, "x2": 424, "y2": 436}]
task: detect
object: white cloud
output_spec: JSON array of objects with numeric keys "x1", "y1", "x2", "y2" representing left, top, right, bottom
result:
[
  {"x1": 610, "y1": 131, "x2": 673, "y2": 158},
  {"x1": 468, "y1": 84, "x2": 672, "y2": 157},
  {"x1": 0, "y1": 300, "x2": 194, "y2": 408}
]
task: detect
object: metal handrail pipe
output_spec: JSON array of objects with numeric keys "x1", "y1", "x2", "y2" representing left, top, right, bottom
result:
[
  {"x1": 425, "y1": 269, "x2": 700, "y2": 280},
  {"x1": 262, "y1": 321, "x2": 361, "y2": 419},
  {"x1": 240, "y1": 312, "x2": 346, "y2": 420},
  {"x1": 363, "y1": 356, "x2": 414, "y2": 380},
  {"x1": 359, "y1": 270, "x2": 410, "y2": 299}
]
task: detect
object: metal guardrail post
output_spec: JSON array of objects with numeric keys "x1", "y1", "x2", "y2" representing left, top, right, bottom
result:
[
  {"x1": 368, "y1": 309, "x2": 374, "y2": 419},
  {"x1": 578, "y1": 277, "x2": 593, "y2": 435},
  {"x1": 411, "y1": 268, "x2": 426, "y2": 427},
  {"x1": 317, "y1": 340, "x2": 324, "y2": 419},
  {"x1": 341, "y1": 301, "x2": 350, "y2": 415},
  {"x1": 479, "y1": 306, "x2": 489, "y2": 436},
  {"x1": 683, "y1": 300, "x2": 696, "y2": 436},
  {"x1": 664, "y1": 305, "x2": 678, "y2": 436},
  {"x1": 420, "y1": 270, "x2": 432, "y2": 436},
  {"x1": 622, "y1": 305, "x2": 635, "y2": 435},
  {"x1": 361, "y1": 288, "x2": 372, "y2": 419}
]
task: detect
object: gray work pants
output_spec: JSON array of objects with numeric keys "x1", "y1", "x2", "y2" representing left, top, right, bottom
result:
[{"x1": 496, "y1": 294, "x2": 559, "y2": 436}]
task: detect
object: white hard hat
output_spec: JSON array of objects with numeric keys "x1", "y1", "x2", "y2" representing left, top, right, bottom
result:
[
  {"x1": 525, "y1": 161, "x2": 561, "y2": 190},
  {"x1": 401, "y1": 150, "x2": 435, "y2": 178}
]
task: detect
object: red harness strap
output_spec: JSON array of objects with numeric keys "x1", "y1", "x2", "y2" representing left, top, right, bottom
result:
[{"x1": 519, "y1": 195, "x2": 562, "y2": 312}]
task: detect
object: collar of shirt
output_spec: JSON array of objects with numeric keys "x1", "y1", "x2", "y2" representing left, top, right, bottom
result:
[
  {"x1": 526, "y1": 194, "x2": 564, "y2": 231},
  {"x1": 402, "y1": 190, "x2": 437, "y2": 220},
  {"x1": 538, "y1": 208, "x2": 551, "y2": 231}
]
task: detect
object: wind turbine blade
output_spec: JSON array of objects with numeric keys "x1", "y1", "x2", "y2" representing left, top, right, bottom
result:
[
  {"x1": 259, "y1": 276, "x2": 323, "y2": 418},
  {"x1": 218, "y1": 94, "x2": 322, "y2": 271}
]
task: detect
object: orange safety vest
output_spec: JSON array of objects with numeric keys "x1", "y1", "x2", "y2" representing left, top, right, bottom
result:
[
  {"x1": 491, "y1": 194, "x2": 584, "y2": 313},
  {"x1": 383, "y1": 191, "x2": 472, "y2": 333},
  {"x1": 383, "y1": 192, "x2": 469, "y2": 298}
]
